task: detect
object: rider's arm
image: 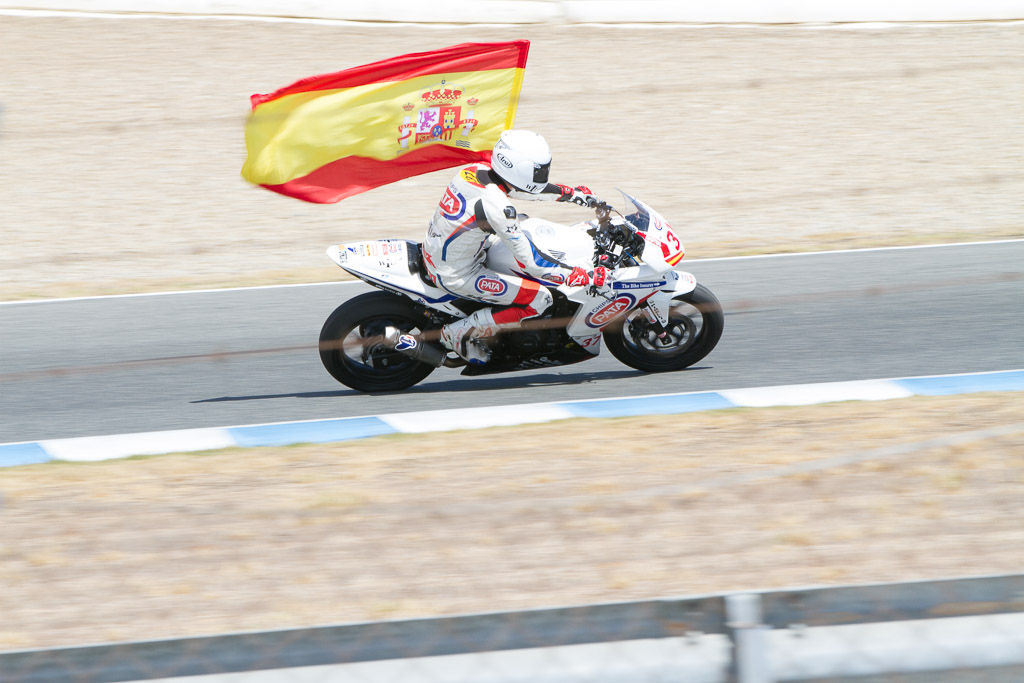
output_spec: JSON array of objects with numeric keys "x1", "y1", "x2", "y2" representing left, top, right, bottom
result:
[
  {"x1": 477, "y1": 185, "x2": 611, "y2": 291},
  {"x1": 508, "y1": 184, "x2": 598, "y2": 207},
  {"x1": 477, "y1": 184, "x2": 568, "y2": 280}
]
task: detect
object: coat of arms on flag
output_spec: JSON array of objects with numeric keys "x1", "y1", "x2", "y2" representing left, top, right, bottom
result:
[
  {"x1": 241, "y1": 41, "x2": 529, "y2": 204},
  {"x1": 399, "y1": 82, "x2": 481, "y2": 152}
]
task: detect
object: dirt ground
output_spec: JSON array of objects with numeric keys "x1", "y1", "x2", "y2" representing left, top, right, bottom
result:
[
  {"x1": 0, "y1": 17, "x2": 1022, "y2": 300},
  {"x1": 1, "y1": 393, "x2": 1022, "y2": 650}
]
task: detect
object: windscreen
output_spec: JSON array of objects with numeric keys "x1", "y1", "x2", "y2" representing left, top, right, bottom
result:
[{"x1": 619, "y1": 190, "x2": 651, "y2": 231}]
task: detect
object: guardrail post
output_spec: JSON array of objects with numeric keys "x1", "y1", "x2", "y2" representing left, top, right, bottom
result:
[{"x1": 726, "y1": 593, "x2": 772, "y2": 683}]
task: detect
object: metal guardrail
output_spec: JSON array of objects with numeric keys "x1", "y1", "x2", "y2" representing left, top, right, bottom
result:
[
  {"x1": 2, "y1": 573, "x2": 1023, "y2": 682},
  {"x1": 760, "y1": 572, "x2": 1024, "y2": 627}
]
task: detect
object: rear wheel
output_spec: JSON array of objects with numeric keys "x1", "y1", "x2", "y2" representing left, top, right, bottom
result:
[
  {"x1": 603, "y1": 284, "x2": 724, "y2": 373},
  {"x1": 319, "y1": 292, "x2": 439, "y2": 392}
]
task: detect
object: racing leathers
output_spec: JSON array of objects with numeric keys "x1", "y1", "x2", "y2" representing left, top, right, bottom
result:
[{"x1": 422, "y1": 164, "x2": 607, "y2": 364}]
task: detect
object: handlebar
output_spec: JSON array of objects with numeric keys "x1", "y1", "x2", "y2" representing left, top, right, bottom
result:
[{"x1": 587, "y1": 202, "x2": 645, "y2": 269}]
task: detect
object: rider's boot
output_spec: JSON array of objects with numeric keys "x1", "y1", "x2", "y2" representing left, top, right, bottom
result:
[{"x1": 440, "y1": 309, "x2": 497, "y2": 365}]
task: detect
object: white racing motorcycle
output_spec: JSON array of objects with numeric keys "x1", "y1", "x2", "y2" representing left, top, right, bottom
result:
[{"x1": 319, "y1": 192, "x2": 724, "y2": 392}]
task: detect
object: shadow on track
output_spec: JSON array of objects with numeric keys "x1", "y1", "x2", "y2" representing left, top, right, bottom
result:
[{"x1": 188, "y1": 368, "x2": 682, "y2": 403}]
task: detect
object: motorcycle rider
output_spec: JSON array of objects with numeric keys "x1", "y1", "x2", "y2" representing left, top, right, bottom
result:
[{"x1": 423, "y1": 129, "x2": 611, "y2": 365}]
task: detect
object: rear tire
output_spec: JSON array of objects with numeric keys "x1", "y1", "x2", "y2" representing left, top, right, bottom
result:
[
  {"x1": 319, "y1": 292, "x2": 438, "y2": 392},
  {"x1": 603, "y1": 284, "x2": 724, "y2": 373}
]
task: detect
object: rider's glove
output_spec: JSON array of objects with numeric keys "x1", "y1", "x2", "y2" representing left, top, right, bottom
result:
[
  {"x1": 566, "y1": 265, "x2": 614, "y2": 295},
  {"x1": 566, "y1": 266, "x2": 591, "y2": 287},
  {"x1": 589, "y1": 266, "x2": 613, "y2": 296},
  {"x1": 556, "y1": 184, "x2": 600, "y2": 208}
]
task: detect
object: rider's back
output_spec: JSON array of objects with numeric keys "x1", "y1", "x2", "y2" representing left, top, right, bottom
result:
[{"x1": 422, "y1": 164, "x2": 493, "y2": 280}]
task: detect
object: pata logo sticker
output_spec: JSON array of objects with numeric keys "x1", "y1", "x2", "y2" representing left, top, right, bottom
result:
[
  {"x1": 439, "y1": 186, "x2": 466, "y2": 221},
  {"x1": 495, "y1": 153, "x2": 514, "y2": 169},
  {"x1": 585, "y1": 294, "x2": 636, "y2": 328},
  {"x1": 475, "y1": 275, "x2": 508, "y2": 295}
]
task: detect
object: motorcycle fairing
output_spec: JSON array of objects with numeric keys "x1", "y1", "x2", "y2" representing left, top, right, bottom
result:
[
  {"x1": 618, "y1": 191, "x2": 686, "y2": 271},
  {"x1": 484, "y1": 216, "x2": 594, "y2": 276},
  {"x1": 326, "y1": 241, "x2": 465, "y2": 316},
  {"x1": 562, "y1": 269, "x2": 696, "y2": 338},
  {"x1": 459, "y1": 337, "x2": 595, "y2": 376}
]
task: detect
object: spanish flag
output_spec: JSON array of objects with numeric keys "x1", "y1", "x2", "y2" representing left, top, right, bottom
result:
[{"x1": 241, "y1": 40, "x2": 530, "y2": 203}]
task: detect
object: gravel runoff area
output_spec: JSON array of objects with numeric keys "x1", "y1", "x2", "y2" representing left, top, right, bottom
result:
[
  {"x1": 1, "y1": 392, "x2": 1023, "y2": 650},
  {"x1": 0, "y1": 17, "x2": 1022, "y2": 300}
]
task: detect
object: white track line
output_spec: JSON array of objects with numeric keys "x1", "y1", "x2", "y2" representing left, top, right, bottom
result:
[
  {"x1": 4, "y1": 8, "x2": 1024, "y2": 28},
  {"x1": 1, "y1": 238, "x2": 1020, "y2": 307},
  {"x1": 0, "y1": 8, "x2": 427, "y2": 25},
  {"x1": 689, "y1": 237, "x2": 1024, "y2": 263},
  {"x1": 0, "y1": 280, "x2": 357, "y2": 307},
  {"x1": 544, "y1": 367, "x2": 1024, "y2": 407}
]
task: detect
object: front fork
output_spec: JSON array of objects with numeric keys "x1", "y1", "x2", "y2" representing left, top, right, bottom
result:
[
  {"x1": 640, "y1": 301, "x2": 670, "y2": 341},
  {"x1": 634, "y1": 268, "x2": 696, "y2": 343},
  {"x1": 638, "y1": 288, "x2": 674, "y2": 339}
]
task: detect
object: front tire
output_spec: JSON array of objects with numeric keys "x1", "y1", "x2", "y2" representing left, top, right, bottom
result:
[
  {"x1": 319, "y1": 292, "x2": 438, "y2": 392},
  {"x1": 603, "y1": 284, "x2": 724, "y2": 373}
]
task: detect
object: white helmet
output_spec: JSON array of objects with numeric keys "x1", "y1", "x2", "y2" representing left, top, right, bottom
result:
[{"x1": 490, "y1": 129, "x2": 551, "y2": 194}]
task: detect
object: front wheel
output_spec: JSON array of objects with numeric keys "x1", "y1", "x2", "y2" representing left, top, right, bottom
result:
[
  {"x1": 603, "y1": 284, "x2": 724, "y2": 373},
  {"x1": 319, "y1": 291, "x2": 439, "y2": 392}
]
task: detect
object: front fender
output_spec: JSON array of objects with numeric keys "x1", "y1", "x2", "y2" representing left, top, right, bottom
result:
[
  {"x1": 662, "y1": 269, "x2": 697, "y2": 296},
  {"x1": 626, "y1": 270, "x2": 698, "y2": 328}
]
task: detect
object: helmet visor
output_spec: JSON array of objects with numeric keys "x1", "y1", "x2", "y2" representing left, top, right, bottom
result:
[{"x1": 532, "y1": 161, "x2": 550, "y2": 186}]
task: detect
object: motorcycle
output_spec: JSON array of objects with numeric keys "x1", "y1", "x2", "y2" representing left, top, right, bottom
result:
[{"x1": 318, "y1": 191, "x2": 724, "y2": 392}]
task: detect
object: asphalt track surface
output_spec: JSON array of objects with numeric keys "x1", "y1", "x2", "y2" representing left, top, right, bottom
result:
[{"x1": 1, "y1": 241, "x2": 1022, "y2": 444}]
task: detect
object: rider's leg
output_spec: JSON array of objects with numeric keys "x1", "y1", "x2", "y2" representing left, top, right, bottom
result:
[
  {"x1": 438, "y1": 308, "x2": 497, "y2": 365},
  {"x1": 436, "y1": 270, "x2": 553, "y2": 364},
  {"x1": 490, "y1": 279, "x2": 553, "y2": 327}
]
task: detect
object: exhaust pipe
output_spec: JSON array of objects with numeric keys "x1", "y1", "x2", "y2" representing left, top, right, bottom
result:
[{"x1": 382, "y1": 327, "x2": 461, "y2": 368}]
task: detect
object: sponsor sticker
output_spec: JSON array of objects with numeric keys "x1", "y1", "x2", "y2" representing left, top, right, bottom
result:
[
  {"x1": 361, "y1": 242, "x2": 388, "y2": 258},
  {"x1": 475, "y1": 275, "x2": 508, "y2": 296},
  {"x1": 495, "y1": 152, "x2": 514, "y2": 169},
  {"x1": 585, "y1": 293, "x2": 637, "y2": 328},
  {"x1": 396, "y1": 335, "x2": 417, "y2": 351},
  {"x1": 439, "y1": 186, "x2": 466, "y2": 221},
  {"x1": 613, "y1": 280, "x2": 666, "y2": 290},
  {"x1": 542, "y1": 273, "x2": 566, "y2": 285},
  {"x1": 646, "y1": 298, "x2": 665, "y2": 323}
]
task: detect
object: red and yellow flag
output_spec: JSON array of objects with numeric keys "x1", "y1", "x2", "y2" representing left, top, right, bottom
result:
[{"x1": 241, "y1": 40, "x2": 530, "y2": 203}]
